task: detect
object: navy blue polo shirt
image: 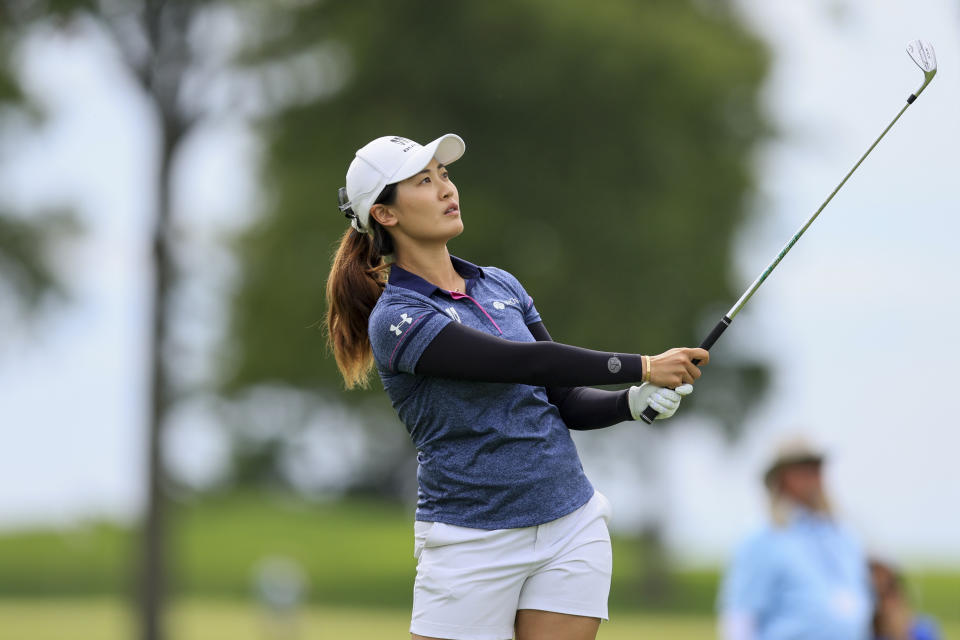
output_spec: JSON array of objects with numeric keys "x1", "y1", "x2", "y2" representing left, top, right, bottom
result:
[{"x1": 368, "y1": 256, "x2": 594, "y2": 529}]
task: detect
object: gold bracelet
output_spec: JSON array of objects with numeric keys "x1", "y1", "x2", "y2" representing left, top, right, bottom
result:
[{"x1": 643, "y1": 355, "x2": 651, "y2": 383}]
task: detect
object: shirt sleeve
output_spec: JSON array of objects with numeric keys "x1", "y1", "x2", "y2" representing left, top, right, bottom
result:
[
  {"x1": 487, "y1": 266, "x2": 541, "y2": 325},
  {"x1": 719, "y1": 612, "x2": 757, "y2": 640},
  {"x1": 719, "y1": 534, "x2": 776, "y2": 635},
  {"x1": 368, "y1": 297, "x2": 451, "y2": 375},
  {"x1": 521, "y1": 286, "x2": 541, "y2": 325}
]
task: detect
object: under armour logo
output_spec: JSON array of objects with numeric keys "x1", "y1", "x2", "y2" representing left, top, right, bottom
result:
[{"x1": 390, "y1": 313, "x2": 413, "y2": 336}]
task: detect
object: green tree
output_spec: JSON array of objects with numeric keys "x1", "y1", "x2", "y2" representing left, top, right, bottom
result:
[
  {"x1": 223, "y1": 2, "x2": 772, "y2": 602},
  {"x1": 0, "y1": 3, "x2": 240, "y2": 639},
  {"x1": 227, "y1": 0, "x2": 770, "y2": 425},
  {"x1": 0, "y1": 10, "x2": 72, "y2": 319}
]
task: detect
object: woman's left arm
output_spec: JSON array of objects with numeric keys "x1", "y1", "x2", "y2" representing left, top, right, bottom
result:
[{"x1": 527, "y1": 321, "x2": 632, "y2": 430}]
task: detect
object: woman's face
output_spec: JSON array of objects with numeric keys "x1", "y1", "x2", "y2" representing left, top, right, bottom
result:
[{"x1": 372, "y1": 158, "x2": 462, "y2": 245}]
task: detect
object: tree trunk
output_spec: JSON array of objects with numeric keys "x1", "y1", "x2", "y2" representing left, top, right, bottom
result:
[
  {"x1": 140, "y1": 109, "x2": 180, "y2": 640},
  {"x1": 138, "y1": 2, "x2": 190, "y2": 634}
]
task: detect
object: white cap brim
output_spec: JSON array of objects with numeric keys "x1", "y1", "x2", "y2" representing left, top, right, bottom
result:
[{"x1": 388, "y1": 133, "x2": 465, "y2": 184}]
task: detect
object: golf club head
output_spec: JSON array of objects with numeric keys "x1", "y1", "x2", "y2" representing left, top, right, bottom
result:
[{"x1": 906, "y1": 40, "x2": 937, "y2": 97}]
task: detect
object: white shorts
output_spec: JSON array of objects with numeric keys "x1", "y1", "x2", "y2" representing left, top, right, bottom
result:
[{"x1": 410, "y1": 491, "x2": 613, "y2": 640}]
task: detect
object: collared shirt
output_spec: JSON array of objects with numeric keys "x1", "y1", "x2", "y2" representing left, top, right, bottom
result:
[
  {"x1": 719, "y1": 507, "x2": 872, "y2": 640},
  {"x1": 367, "y1": 255, "x2": 593, "y2": 529}
]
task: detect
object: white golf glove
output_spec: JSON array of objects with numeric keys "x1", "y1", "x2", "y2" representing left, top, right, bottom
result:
[{"x1": 628, "y1": 383, "x2": 694, "y2": 421}]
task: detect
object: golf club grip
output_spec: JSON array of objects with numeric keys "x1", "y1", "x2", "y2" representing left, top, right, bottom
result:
[{"x1": 639, "y1": 316, "x2": 732, "y2": 424}]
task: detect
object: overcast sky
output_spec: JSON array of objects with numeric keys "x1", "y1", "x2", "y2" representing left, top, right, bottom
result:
[{"x1": 0, "y1": 1, "x2": 958, "y2": 566}]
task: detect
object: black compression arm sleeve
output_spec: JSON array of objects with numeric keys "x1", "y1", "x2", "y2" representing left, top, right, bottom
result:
[
  {"x1": 414, "y1": 322, "x2": 644, "y2": 387},
  {"x1": 550, "y1": 387, "x2": 632, "y2": 430},
  {"x1": 414, "y1": 321, "x2": 635, "y2": 429},
  {"x1": 526, "y1": 322, "x2": 633, "y2": 430}
]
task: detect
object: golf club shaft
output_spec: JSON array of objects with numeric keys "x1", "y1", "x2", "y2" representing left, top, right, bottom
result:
[{"x1": 640, "y1": 95, "x2": 918, "y2": 424}]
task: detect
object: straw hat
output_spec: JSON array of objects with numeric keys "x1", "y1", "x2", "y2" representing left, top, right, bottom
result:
[{"x1": 763, "y1": 435, "x2": 826, "y2": 489}]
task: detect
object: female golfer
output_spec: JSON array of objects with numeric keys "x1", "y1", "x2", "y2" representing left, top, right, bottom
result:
[{"x1": 326, "y1": 134, "x2": 708, "y2": 640}]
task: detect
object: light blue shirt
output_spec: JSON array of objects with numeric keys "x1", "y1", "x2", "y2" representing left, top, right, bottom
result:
[{"x1": 719, "y1": 507, "x2": 872, "y2": 640}]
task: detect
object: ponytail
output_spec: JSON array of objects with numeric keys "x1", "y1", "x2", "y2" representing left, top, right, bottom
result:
[{"x1": 325, "y1": 186, "x2": 396, "y2": 389}]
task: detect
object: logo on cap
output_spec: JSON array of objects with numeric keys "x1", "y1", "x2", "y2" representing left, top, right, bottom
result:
[{"x1": 388, "y1": 137, "x2": 416, "y2": 153}]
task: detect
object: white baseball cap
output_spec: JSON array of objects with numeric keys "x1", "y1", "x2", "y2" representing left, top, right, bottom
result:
[{"x1": 342, "y1": 134, "x2": 466, "y2": 233}]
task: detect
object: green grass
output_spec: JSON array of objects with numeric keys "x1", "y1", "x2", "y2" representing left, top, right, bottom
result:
[
  {"x1": 2, "y1": 598, "x2": 959, "y2": 640},
  {"x1": 0, "y1": 523, "x2": 134, "y2": 596},
  {"x1": 171, "y1": 493, "x2": 416, "y2": 606},
  {"x1": 0, "y1": 492, "x2": 957, "y2": 622},
  {"x1": 0, "y1": 598, "x2": 718, "y2": 640}
]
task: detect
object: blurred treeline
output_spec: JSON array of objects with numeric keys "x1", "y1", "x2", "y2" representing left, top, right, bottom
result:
[
  {"x1": 226, "y1": 0, "x2": 771, "y2": 493},
  {"x1": 0, "y1": 6, "x2": 76, "y2": 319},
  {"x1": 1, "y1": 0, "x2": 772, "y2": 628},
  {"x1": 3, "y1": 495, "x2": 959, "y2": 621},
  {"x1": 1, "y1": 0, "x2": 771, "y2": 498},
  {"x1": 2, "y1": 0, "x2": 770, "y2": 480}
]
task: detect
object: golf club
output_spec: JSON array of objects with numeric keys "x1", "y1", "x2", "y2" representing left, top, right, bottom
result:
[{"x1": 641, "y1": 39, "x2": 938, "y2": 424}]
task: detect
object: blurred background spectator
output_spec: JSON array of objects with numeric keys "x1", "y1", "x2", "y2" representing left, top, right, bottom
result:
[
  {"x1": 718, "y1": 435, "x2": 872, "y2": 640},
  {"x1": 870, "y1": 557, "x2": 941, "y2": 640}
]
